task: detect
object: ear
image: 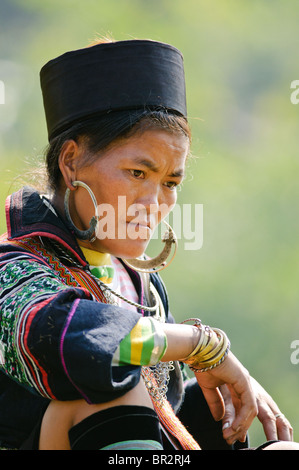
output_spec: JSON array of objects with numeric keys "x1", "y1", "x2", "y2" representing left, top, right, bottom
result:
[{"x1": 58, "y1": 140, "x2": 81, "y2": 190}]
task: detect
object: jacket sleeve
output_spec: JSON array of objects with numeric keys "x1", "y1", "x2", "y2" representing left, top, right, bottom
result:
[{"x1": 0, "y1": 251, "x2": 141, "y2": 404}]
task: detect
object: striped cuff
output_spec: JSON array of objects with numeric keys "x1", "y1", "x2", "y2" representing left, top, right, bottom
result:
[{"x1": 112, "y1": 317, "x2": 167, "y2": 367}]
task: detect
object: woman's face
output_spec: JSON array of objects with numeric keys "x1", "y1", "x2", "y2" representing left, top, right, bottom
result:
[{"x1": 66, "y1": 128, "x2": 189, "y2": 258}]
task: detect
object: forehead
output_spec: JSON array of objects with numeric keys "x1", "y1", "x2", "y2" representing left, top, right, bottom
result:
[{"x1": 98, "y1": 128, "x2": 189, "y2": 167}]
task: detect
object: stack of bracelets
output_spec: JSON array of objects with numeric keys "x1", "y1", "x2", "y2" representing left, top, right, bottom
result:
[{"x1": 181, "y1": 318, "x2": 231, "y2": 372}]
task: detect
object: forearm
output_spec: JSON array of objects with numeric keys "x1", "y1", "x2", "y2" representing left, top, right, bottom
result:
[
  {"x1": 113, "y1": 319, "x2": 200, "y2": 367},
  {"x1": 161, "y1": 319, "x2": 230, "y2": 374},
  {"x1": 114, "y1": 318, "x2": 226, "y2": 369},
  {"x1": 160, "y1": 323, "x2": 200, "y2": 362}
]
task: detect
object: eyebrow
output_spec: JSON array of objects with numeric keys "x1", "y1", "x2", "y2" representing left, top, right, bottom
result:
[{"x1": 134, "y1": 158, "x2": 185, "y2": 178}]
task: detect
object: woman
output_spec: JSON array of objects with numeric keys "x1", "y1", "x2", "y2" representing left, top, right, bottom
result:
[{"x1": 0, "y1": 38, "x2": 296, "y2": 450}]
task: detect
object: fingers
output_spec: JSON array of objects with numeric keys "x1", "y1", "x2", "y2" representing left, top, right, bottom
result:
[
  {"x1": 259, "y1": 410, "x2": 293, "y2": 442},
  {"x1": 200, "y1": 386, "x2": 225, "y2": 422},
  {"x1": 222, "y1": 408, "x2": 255, "y2": 445},
  {"x1": 222, "y1": 423, "x2": 248, "y2": 445},
  {"x1": 195, "y1": 352, "x2": 257, "y2": 443},
  {"x1": 275, "y1": 414, "x2": 293, "y2": 441},
  {"x1": 222, "y1": 405, "x2": 249, "y2": 445},
  {"x1": 207, "y1": 381, "x2": 256, "y2": 445},
  {"x1": 249, "y1": 377, "x2": 294, "y2": 442},
  {"x1": 220, "y1": 385, "x2": 240, "y2": 444},
  {"x1": 220, "y1": 385, "x2": 236, "y2": 429},
  {"x1": 222, "y1": 408, "x2": 245, "y2": 445},
  {"x1": 222, "y1": 382, "x2": 257, "y2": 444},
  {"x1": 259, "y1": 412, "x2": 278, "y2": 441}
]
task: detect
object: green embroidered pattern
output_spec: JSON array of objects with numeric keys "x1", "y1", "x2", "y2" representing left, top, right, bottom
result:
[
  {"x1": 0, "y1": 236, "x2": 108, "y2": 397},
  {"x1": 0, "y1": 257, "x2": 69, "y2": 394}
]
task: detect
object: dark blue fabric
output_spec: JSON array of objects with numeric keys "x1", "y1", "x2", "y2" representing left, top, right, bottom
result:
[
  {"x1": 27, "y1": 290, "x2": 141, "y2": 402},
  {"x1": 40, "y1": 40, "x2": 187, "y2": 141},
  {"x1": 0, "y1": 187, "x2": 172, "y2": 448},
  {"x1": 0, "y1": 371, "x2": 49, "y2": 449},
  {"x1": 7, "y1": 187, "x2": 82, "y2": 257}
]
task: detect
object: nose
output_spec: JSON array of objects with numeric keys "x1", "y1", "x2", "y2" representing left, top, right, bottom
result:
[
  {"x1": 135, "y1": 184, "x2": 175, "y2": 226},
  {"x1": 136, "y1": 182, "x2": 160, "y2": 212},
  {"x1": 126, "y1": 185, "x2": 160, "y2": 232}
]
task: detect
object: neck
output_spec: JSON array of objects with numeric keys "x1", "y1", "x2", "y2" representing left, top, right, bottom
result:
[{"x1": 50, "y1": 190, "x2": 65, "y2": 223}]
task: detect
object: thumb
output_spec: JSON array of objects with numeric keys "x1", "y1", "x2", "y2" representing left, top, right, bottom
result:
[
  {"x1": 220, "y1": 384, "x2": 236, "y2": 435},
  {"x1": 222, "y1": 402, "x2": 236, "y2": 439},
  {"x1": 220, "y1": 385, "x2": 248, "y2": 444}
]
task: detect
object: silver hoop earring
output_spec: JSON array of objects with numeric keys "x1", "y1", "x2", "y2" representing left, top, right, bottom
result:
[
  {"x1": 123, "y1": 221, "x2": 178, "y2": 273},
  {"x1": 64, "y1": 181, "x2": 99, "y2": 242}
]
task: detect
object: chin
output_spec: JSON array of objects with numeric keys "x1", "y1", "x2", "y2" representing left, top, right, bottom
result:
[
  {"x1": 118, "y1": 241, "x2": 149, "y2": 260},
  {"x1": 93, "y1": 238, "x2": 149, "y2": 260}
]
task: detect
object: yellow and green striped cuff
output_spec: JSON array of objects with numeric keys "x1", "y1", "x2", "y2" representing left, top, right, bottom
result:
[{"x1": 112, "y1": 317, "x2": 167, "y2": 367}]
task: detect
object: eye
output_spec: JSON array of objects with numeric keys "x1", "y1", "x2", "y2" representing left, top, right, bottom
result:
[
  {"x1": 164, "y1": 181, "x2": 179, "y2": 190},
  {"x1": 130, "y1": 169, "x2": 145, "y2": 179}
]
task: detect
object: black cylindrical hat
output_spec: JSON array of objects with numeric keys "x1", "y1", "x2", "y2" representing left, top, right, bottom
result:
[{"x1": 40, "y1": 40, "x2": 187, "y2": 141}]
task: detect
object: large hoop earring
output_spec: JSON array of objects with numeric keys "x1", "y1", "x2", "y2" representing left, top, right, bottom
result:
[
  {"x1": 64, "y1": 180, "x2": 99, "y2": 242},
  {"x1": 122, "y1": 220, "x2": 178, "y2": 273}
]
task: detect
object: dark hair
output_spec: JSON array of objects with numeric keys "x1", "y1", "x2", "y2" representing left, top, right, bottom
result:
[{"x1": 45, "y1": 108, "x2": 191, "y2": 191}]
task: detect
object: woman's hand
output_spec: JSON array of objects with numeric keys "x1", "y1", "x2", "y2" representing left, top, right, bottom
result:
[
  {"x1": 193, "y1": 351, "x2": 258, "y2": 445},
  {"x1": 249, "y1": 377, "x2": 293, "y2": 441},
  {"x1": 161, "y1": 322, "x2": 258, "y2": 444},
  {"x1": 161, "y1": 321, "x2": 292, "y2": 445},
  {"x1": 220, "y1": 377, "x2": 293, "y2": 445}
]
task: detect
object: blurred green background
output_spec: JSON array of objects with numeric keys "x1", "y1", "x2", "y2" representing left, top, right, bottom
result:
[{"x1": 1, "y1": 0, "x2": 299, "y2": 447}]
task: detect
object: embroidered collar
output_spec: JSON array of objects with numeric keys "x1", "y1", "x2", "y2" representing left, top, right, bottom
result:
[{"x1": 5, "y1": 186, "x2": 87, "y2": 267}]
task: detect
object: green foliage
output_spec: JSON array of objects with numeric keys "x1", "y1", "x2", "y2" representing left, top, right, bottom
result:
[{"x1": 1, "y1": 0, "x2": 299, "y2": 447}]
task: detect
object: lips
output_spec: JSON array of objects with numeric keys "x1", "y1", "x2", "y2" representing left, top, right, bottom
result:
[
  {"x1": 126, "y1": 213, "x2": 156, "y2": 229},
  {"x1": 126, "y1": 221, "x2": 152, "y2": 231},
  {"x1": 127, "y1": 220, "x2": 150, "y2": 227},
  {"x1": 125, "y1": 220, "x2": 153, "y2": 240}
]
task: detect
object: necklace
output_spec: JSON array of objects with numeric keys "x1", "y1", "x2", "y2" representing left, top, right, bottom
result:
[{"x1": 46, "y1": 238, "x2": 158, "y2": 312}]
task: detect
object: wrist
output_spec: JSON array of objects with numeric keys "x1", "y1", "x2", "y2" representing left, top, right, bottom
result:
[{"x1": 180, "y1": 318, "x2": 231, "y2": 372}]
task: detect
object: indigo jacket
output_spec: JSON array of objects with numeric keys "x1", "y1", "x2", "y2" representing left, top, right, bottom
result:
[{"x1": 0, "y1": 187, "x2": 182, "y2": 449}]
